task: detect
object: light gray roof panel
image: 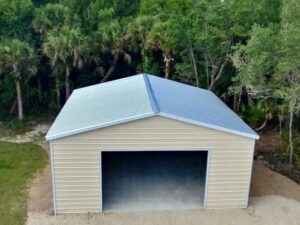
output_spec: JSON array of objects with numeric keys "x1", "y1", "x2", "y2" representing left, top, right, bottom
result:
[
  {"x1": 46, "y1": 74, "x2": 259, "y2": 140},
  {"x1": 147, "y1": 74, "x2": 259, "y2": 139},
  {"x1": 46, "y1": 75, "x2": 154, "y2": 140}
]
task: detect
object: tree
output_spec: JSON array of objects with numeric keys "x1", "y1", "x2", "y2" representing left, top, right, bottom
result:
[
  {"x1": 145, "y1": 20, "x2": 177, "y2": 79},
  {"x1": 274, "y1": 0, "x2": 300, "y2": 165},
  {"x1": 0, "y1": 39, "x2": 38, "y2": 120},
  {"x1": 90, "y1": 6, "x2": 131, "y2": 82},
  {"x1": 0, "y1": 0, "x2": 294, "y2": 143},
  {"x1": 33, "y1": 3, "x2": 72, "y2": 33},
  {"x1": 137, "y1": 0, "x2": 195, "y2": 79},
  {"x1": 231, "y1": 0, "x2": 300, "y2": 165},
  {"x1": 187, "y1": 1, "x2": 233, "y2": 90},
  {"x1": 231, "y1": 25, "x2": 279, "y2": 100},
  {"x1": 0, "y1": 0, "x2": 34, "y2": 37},
  {"x1": 33, "y1": 3, "x2": 81, "y2": 106},
  {"x1": 43, "y1": 26, "x2": 88, "y2": 100},
  {"x1": 125, "y1": 15, "x2": 156, "y2": 72},
  {"x1": 173, "y1": 0, "x2": 281, "y2": 90}
]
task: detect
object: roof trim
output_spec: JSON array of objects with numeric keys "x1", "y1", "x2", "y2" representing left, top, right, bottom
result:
[
  {"x1": 46, "y1": 111, "x2": 259, "y2": 141},
  {"x1": 143, "y1": 74, "x2": 160, "y2": 113},
  {"x1": 45, "y1": 112, "x2": 156, "y2": 141},
  {"x1": 158, "y1": 112, "x2": 260, "y2": 140}
]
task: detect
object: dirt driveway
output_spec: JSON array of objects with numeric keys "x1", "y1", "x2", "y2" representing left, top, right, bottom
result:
[{"x1": 26, "y1": 158, "x2": 300, "y2": 225}]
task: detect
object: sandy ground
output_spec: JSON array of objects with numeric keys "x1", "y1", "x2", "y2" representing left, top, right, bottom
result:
[
  {"x1": 26, "y1": 157, "x2": 300, "y2": 225},
  {"x1": 0, "y1": 123, "x2": 50, "y2": 143},
  {"x1": 27, "y1": 164, "x2": 52, "y2": 214},
  {"x1": 251, "y1": 160, "x2": 300, "y2": 201},
  {"x1": 26, "y1": 196, "x2": 300, "y2": 225}
]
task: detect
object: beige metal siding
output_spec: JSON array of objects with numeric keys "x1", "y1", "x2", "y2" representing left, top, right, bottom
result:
[{"x1": 52, "y1": 116, "x2": 255, "y2": 213}]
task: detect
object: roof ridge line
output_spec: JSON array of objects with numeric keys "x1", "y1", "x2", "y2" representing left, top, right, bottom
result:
[{"x1": 143, "y1": 74, "x2": 160, "y2": 113}]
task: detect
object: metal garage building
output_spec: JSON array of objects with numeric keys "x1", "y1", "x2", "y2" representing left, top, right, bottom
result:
[{"x1": 46, "y1": 74, "x2": 259, "y2": 214}]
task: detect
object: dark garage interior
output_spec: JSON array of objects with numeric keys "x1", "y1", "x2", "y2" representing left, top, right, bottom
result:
[{"x1": 102, "y1": 151, "x2": 208, "y2": 212}]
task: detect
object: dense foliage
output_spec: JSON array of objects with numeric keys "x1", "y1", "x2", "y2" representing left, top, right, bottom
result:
[{"x1": 0, "y1": 0, "x2": 299, "y2": 163}]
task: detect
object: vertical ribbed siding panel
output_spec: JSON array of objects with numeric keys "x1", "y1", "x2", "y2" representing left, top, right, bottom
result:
[
  {"x1": 52, "y1": 147, "x2": 101, "y2": 214},
  {"x1": 49, "y1": 141, "x2": 57, "y2": 215},
  {"x1": 247, "y1": 140, "x2": 255, "y2": 207},
  {"x1": 51, "y1": 116, "x2": 255, "y2": 213}
]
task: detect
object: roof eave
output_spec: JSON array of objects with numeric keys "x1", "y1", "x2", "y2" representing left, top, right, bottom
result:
[
  {"x1": 45, "y1": 112, "x2": 156, "y2": 141},
  {"x1": 158, "y1": 112, "x2": 260, "y2": 140},
  {"x1": 46, "y1": 111, "x2": 259, "y2": 141}
]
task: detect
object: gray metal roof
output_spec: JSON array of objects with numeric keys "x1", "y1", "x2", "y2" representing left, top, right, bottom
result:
[{"x1": 46, "y1": 74, "x2": 259, "y2": 140}]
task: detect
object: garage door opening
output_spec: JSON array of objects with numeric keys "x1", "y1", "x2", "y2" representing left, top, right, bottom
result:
[{"x1": 102, "y1": 151, "x2": 208, "y2": 212}]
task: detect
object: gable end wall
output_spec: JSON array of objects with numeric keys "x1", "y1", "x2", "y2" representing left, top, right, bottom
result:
[{"x1": 51, "y1": 116, "x2": 255, "y2": 213}]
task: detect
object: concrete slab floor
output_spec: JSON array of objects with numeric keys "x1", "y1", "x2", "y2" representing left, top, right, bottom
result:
[{"x1": 102, "y1": 151, "x2": 207, "y2": 212}]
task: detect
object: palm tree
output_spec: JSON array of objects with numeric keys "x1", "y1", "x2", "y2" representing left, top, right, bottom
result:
[
  {"x1": 33, "y1": 3, "x2": 71, "y2": 33},
  {"x1": 124, "y1": 15, "x2": 156, "y2": 73},
  {"x1": 0, "y1": 39, "x2": 38, "y2": 120},
  {"x1": 43, "y1": 26, "x2": 88, "y2": 100},
  {"x1": 91, "y1": 12, "x2": 131, "y2": 83},
  {"x1": 125, "y1": 15, "x2": 156, "y2": 51},
  {"x1": 145, "y1": 20, "x2": 175, "y2": 79}
]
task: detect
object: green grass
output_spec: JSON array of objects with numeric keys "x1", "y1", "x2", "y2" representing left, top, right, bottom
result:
[{"x1": 0, "y1": 141, "x2": 48, "y2": 225}]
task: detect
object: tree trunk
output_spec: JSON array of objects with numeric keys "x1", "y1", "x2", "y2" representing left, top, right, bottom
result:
[
  {"x1": 233, "y1": 87, "x2": 242, "y2": 112},
  {"x1": 163, "y1": 51, "x2": 172, "y2": 79},
  {"x1": 100, "y1": 65, "x2": 116, "y2": 83},
  {"x1": 187, "y1": 38, "x2": 199, "y2": 87},
  {"x1": 204, "y1": 54, "x2": 210, "y2": 89},
  {"x1": 289, "y1": 102, "x2": 295, "y2": 165},
  {"x1": 100, "y1": 55, "x2": 119, "y2": 83},
  {"x1": 237, "y1": 87, "x2": 242, "y2": 112},
  {"x1": 255, "y1": 113, "x2": 272, "y2": 131},
  {"x1": 192, "y1": 57, "x2": 199, "y2": 87},
  {"x1": 10, "y1": 99, "x2": 17, "y2": 115},
  {"x1": 278, "y1": 113, "x2": 283, "y2": 151},
  {"x1": 233, "y1": 94, "x2": 237, "y2": 112},
  {"x1": 255, "y1": 120, "x2": 267, "y2": 131},
  {"x1": 37, "y1": 74, "x2": 42, "y2": 103},
  {"x1": 15, "y1": 80, "x2": 23, "y2": 120},
  {"x1": 208, "y1": 61, "x2": 227, "y2": 90},
  {"x1": 65, "y1": 65, "x2": 70, "y2": 100},
  {"x1": 189, "y1": 49, "x2": 199, "y2": 87},
  {"x1": 55, "y1": 75, "x2": 60, "y2": 107}
]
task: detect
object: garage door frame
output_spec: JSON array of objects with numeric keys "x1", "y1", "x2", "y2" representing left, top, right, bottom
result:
[{"x1": 98, "y1": 148, "x2": 212, "y2": 212}]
